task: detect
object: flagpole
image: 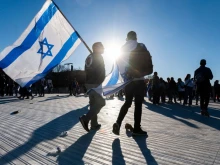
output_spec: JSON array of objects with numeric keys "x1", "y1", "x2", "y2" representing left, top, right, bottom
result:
[{"x1": 51, "y1": 0, "x2": 93, "y2": 54}]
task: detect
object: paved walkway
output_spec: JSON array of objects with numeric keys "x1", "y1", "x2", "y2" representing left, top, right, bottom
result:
[{"x1": 0, "y1": 94, "x2": 219, "y2": 165}]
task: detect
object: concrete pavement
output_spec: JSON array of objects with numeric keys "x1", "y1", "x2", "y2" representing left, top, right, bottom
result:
[{"x1": 0, "y1": 94, "x2": 219, "y2": 165}]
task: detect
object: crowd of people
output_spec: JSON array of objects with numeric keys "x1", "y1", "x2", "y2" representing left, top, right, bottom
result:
[
  {"x1": 0, "y1": 72, "x2": 53, "y2": 99},
  {"x1": 147, "y1": 72, "x2": 218, "y2": 108}
]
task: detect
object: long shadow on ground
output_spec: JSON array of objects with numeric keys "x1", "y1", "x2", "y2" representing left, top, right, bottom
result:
[
  {"x1": 38, "y1": 95, "x2": 70, "y2": 102},
  {"x1": 144, "y1": 101, "x2": 220, "y2": 131},
  {"x1": 56, "y1": 131, "x2": 96, "y2": 165},
  {"x1": 133, "y1": 136, "x2": 158, "y2": 165},
  {"x1": 0, "y1": 98, "x2": 24, "y2": 105},
  {"x1": 112, "y1": 138, "x2": 126, "y2": 165},
  {"x1": 0, "y1": 105, "x2": 89, "y2": 164}
]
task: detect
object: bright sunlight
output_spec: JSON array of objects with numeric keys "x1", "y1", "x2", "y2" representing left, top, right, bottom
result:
[{"x1": 103, "y1": 43, "x2": 121, "y2": 62}]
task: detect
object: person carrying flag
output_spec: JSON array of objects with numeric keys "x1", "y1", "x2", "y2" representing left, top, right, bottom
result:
[
  {"x1": 79, "y1": 42, "x2": 106, "y2": 132},
  {"x1": 112, "y1": 31, "x2": 153, "y2": 136}
]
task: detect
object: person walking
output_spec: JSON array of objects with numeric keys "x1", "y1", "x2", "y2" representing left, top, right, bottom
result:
[
  {"x1": 79, "y1": 42, "x2": 106, "y2": 132},
  {"x1": 194, "y1": 59, "x2": 213, "y2": 116},
  {"x1": 183, "y1": 74, "x2": 194, "y2": 106},
  {"x1": 177, "y1": 78, "x2": 185, "y2": 104},
  {"x1": 112, "y1": 31, "x2": 153, "y2": 136},
  {"x1": 152, "y1": 72, "x2": 160, "y2": 104}
]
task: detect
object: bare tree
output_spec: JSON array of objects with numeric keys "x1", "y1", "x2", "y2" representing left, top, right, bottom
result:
[{"x1": 53, "y1": 64, "x2": 68, "y2": 72}]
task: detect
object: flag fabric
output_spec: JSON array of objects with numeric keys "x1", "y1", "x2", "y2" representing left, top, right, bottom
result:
[
  {"x1": 0, "y1": 0, "x2": 81, "y2": 87},
  {"x1": 89, "y1": 62, "x2": 132, "y2": 96}
]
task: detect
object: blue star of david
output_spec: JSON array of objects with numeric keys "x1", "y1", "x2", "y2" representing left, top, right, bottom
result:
[{"x1": 37, "y1": 38, "x2": 54, "y2": 59}]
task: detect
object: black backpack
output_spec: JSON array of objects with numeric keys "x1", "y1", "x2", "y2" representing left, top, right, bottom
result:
[
  {"x1": 127, "y1": 43, "x2": 153, "y2": 78},
  {"x1": 195, "y1": 72, "x2": 205, "y2": 84}
]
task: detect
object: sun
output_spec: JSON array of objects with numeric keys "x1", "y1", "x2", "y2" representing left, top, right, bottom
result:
[{"x1": 104, "y1": 43, "x2": 121, "y2": 61}]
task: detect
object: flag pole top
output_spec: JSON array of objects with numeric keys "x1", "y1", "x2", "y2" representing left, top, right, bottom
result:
[{"x1": 51, "y1": 0, "x2": 92, "y2": 54}]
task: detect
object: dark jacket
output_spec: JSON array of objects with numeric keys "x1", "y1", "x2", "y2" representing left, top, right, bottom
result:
[
  {"x1": 169, "y1": 80, "x2": 177, "y2": 90},
  {"x1": 85, "y1": 53, "x2": 105, "y2": 85},
  {"x1": 152, "y1": 75, "x2": 160, "y2": 90},
  {"x1": 194, "y1": 66, "x2": 213, "y2": 86}
]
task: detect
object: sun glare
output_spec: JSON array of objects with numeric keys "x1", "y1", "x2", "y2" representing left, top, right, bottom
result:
[{"x1": 104, "y1": 43, "x2": 121, "y2": 61}]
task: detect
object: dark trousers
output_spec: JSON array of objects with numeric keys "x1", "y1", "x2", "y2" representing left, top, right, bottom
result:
[
  {"x1": 116, "y1": 80, "x2": 145, "y2": 131},
  {"x1": 213, "y1": 90, "x2": 220, "y2": 102},
  {"x1": 84, "y1": 90, "x2": 105, "y2": 127},
  {"x1": 160, "y1": 91, "x2": 166, "y2": 103},
  {"x1": 168, "y1": 89, "x2": 177, "y2": 103},
  {"x1": 178, "y1": 91, "x2": 185, "y2": 103},
  {"x1": 200, "y1": 89, "x2": 210, "y2": 111},
  {"x1": 40, "y1": 86, "x2": 45, "y2": 96},
  {"x1": 153, "y1": 88, "x2": 160, "y2": 104},
  {"x1": 0, "y1": 85, "x2": 4, "y2": 96},
  {"x1": 195, "y1": 91, "x2": 199, "y2": 104},
  {"x1": 184, "y1": 87, "x2": 193, "y2": 105}
]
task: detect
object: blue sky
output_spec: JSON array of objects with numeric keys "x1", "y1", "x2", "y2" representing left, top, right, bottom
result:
[{"x1": 0, "y1": 0, "x2": 219, "y2": 83}]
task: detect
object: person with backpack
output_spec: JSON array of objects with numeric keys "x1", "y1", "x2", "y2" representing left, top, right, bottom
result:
[
  {"x1": 79, "y1": 42, "x2": 106, "y2": 132},
  {"x1": 112, "y1": 31, "x2": 153, "y2": 136},
  {"x1": 194, "y1": 59, "x2": 213, "y2": 116}
]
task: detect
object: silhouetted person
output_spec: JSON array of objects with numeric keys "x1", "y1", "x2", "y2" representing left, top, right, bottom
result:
[
  {"x1": 177, "y1": 78, "x2": 185, "y2": 104},
  {"x1": 169, "y1": 77, "x2": 177, "y2": 103},
  {"x1": 183, "y1": 74, "x2": 194, "y2": 106},
  {"x1": 112, "y1": 31, "x2": 151, "y2": 136},
  {"x1": 79, "y1": 42, "x2": 106, "y2": 132},
  {"x1": 213, "y1": 80, "x2": 220, "y2": 102},
  {"x1": 152, "y1": 72, "x2": 160, "y2": 104},
  {"x1": 194, "y1": 59, "x2": 213, "y2": 116}
]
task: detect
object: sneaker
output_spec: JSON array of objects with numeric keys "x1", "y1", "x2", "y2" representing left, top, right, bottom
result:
[
  {"x1": 112, "y1": 123, "x2": 120, "y2": 135},
  {"x1": 79, "y1": 115, "x2": 89, "y2": 132},
  {"x1": 132, "y1": 128, "x2": 148, "y2": 136},
  {"x1": 31, "y1": 96, "x2": 34, "y2": 100},
  {"x1": 203, "y1": 110, "x2": 210, "y2": 117},
  {"x1": 91, "y1": 124, "x2": 101, "y2": 130}
]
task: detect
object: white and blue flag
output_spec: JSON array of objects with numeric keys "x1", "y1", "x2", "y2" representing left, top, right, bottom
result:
[
  {"x1": 89, "y1": 62, "x2": 132, "y2": 96},
  {"x1": 0, "y1": 0, "x2": 81, "y2": 87}
]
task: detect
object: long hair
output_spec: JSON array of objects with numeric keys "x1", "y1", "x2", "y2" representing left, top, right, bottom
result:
[{"x1": 184, "y1": 74, "x2": 191, "y2": 81}]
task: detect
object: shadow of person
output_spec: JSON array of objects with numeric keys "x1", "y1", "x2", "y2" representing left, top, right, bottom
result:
[
  {"x1": 38, "y1": 95, "x2": 70, "y2": 102},
  {"x1": 143, "y1": 101, "x2": 199, "y2": 129},
  {"x1": 144, "y1": 101, "x2": 220, "y2": 130},
  {"x1": 112, "y1": 138, "x2": 126, "y2": 165},
  {"x1": 56, "y1": 130, "x2": 96, "y2": 165},
  {"x1": 0, "y1": 98, "x2": 24, "y2": 104},
  {"x1": 0, "y1": 105, "x2": 89, "y2": 165},
  {"x1": 133, "y1": 136, "x2": 158, "y2": 165}
]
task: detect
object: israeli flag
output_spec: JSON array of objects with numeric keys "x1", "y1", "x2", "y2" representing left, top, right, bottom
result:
[
  {"x1": 0, "y1": 0, "x2": 81, "y2": 87},
  {"x1": 89, "y1": 62, "x2": 132, "y2": 96}
]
